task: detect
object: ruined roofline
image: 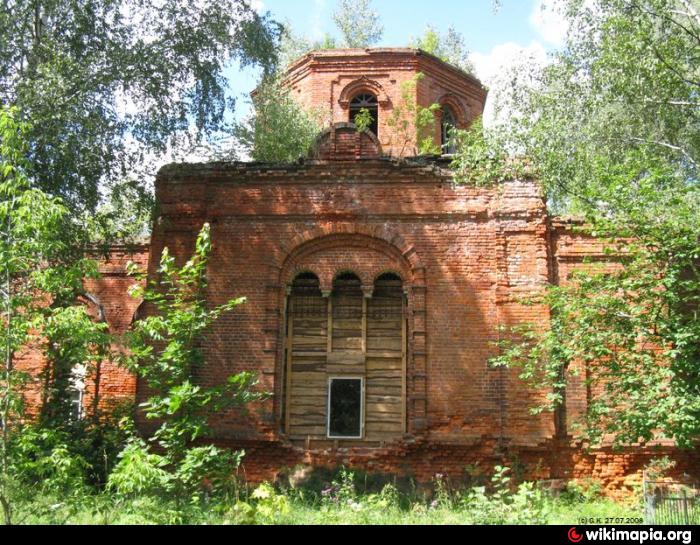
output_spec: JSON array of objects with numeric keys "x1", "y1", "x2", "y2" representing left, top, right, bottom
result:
[
  {"x1": 158, "y1": 155, "x2": 515, "y2": 185},
  {"x1": 155, "y1": 159, "x2": 542, "y2": 190},
  {"x1": 282, "y1": 47, "x2": 487, "y2": 94}
]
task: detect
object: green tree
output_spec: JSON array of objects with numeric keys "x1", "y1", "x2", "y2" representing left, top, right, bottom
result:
[
  {"x1": 276, "y1": 0, "x2": 384, "y2": 72},
  {"x1": 278, "y1": 22, "x2": 338, "y2": 71},
  {"x1": 0, "y1": 0, "x2": 281, "y2": 214},
  {"x1": 450, "y1": 118, "x2": 524, "y2": 186},
  {"x1": 114, "y1": 223, "x2": 266, "y2": 500},
  {"x1": 385, "y1": 73, "x2": 442, "y2": 156},
  {"x1": 332, "y1": 0, "x2": 384, "y2": 48},
  {"x1": 235, "y1": 77, "x2": 326, "y2": 163},
  {"x1": 410, "y1": 25, "x2": 475, "y2": 74},
  {"x1": 89, "y1": 179, "x2": 154, "y2": 248},
  {"x1": 0, "y1": 106, "x2": 102, "y2": 524},
  {"x1": 490, "y1": 0, "x2": 700, "y2": 446}
]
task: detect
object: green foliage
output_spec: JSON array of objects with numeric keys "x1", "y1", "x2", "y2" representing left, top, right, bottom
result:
[
  {"x1": 644, "y1": 457, "x2": 677, "y2": 481},
  {"x1": 38, "y1": 305, "x2": 112, "y2": 426},
  {"x1": 89, "y1": 180, "x2": 154, "y2": 247},
  {"x1": 236, "y1": 77, "x2": 326, "y2": 162},
  {"x1": 0, "y1": 0, "x2": 281, "y2": 214},
  {"x1": 0, "y1": 106, "x2": 103, "y2": 524},
  {"x1": 460, "y1": 466, "x2": 550, "y2": 525},
  {"x1": 353, "y1": 108, "x2": 374, "y2": 134},
  {"x1": 227, "y1": 482, "x2": 291, "y2": 524},
  {"x1": 410, "y1": 25, "x2": 475, "y2": 73},
  {"x1": 450, "y1": 118, "x2": 525, "y2": 185},
  {"x1": 332, "y1": 0, "x2": 384, "y2": 48},
  {"x1": 385, "y1": 73, "x2": 441, "y2": 156},
  {"x1": 120, "y1": 223, "x2": 264, "y2": 500},
  {"x1": 563, "y1": 479, "x2": 604, "y2": 504},
  {"x1": 4, "y1": 463, "x2": 641, "y2": 525},
  {"x1": 489, "y1": 0, "x2": 700, "y2": 447},
  {"x1": 104, "y1": 441, "x2": 256, "y2": 508},
  {"x1": 277, "y1": 23, "x2": 338, "y2": 71},
  {"x1": 276, "y1": 0, "x2": 383, "y2": 71},
  {"x1": 9, "y1": 426, "x2": 90, "y2": 498}
]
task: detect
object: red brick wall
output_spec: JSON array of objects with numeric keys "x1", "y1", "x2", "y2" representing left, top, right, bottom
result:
[
  {"x1": 228, "y1": 437, "x2": 698, "y2": 499},
  {"x1": 83, "y1": 246, "x2": 149, "y2": 412},
  {"x1": 17, "y1": 157, "x2": 698, "y2": 491},
  {"x1": 148, "y1": 161, "x2": 554, "y2": 444},
  {"x1": 16, "y1": 245, "x2": 148, "y2": 420}
]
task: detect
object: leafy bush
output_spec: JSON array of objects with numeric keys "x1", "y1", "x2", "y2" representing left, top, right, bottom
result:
[
  {"x1": 235, "y1": 77, "x2": 326, "y2": 163},
  {"x1": 9, "y1": 426, "x2": 89, "y2": 497},
  {"x1": 226, "y1": 483, "x2": 290, "y2": 525},
  {"x1": 107, "y1": 437, "x2": 172, "y2": 498},
  {"x1": 460, "y1": 466, "x2": 549, "y2": 525},
  {"x1": 562, "y1": 479, "x2": 604, "y2": 504},
  {"x1": 114, "y1": 224, "x2": 261, "y2": 504}
]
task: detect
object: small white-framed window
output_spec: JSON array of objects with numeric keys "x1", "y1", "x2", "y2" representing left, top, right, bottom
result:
[
  {"x1": 69, "y1": 364, "x2": 86, "y2": 421},
  {"x1": 327, "y1": 376, "x2": 364, "y2": 439}
]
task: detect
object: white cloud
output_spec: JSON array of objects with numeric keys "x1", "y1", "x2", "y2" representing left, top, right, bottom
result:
[
  {"x1": 470, "y1": 41, "x2": 547, "y2": 88},
  {"x1": 249, "y1": 0, "x2": 265, "y2": 13},
  {"x1": 529, "y1": 0, "x2": 568, "y2": 46},
  {"x1": 469, "y1": 41, "x2": 549, "y2": 128}
]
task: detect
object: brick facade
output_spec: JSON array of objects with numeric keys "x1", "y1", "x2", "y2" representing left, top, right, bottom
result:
[
  {"x1": 15, "y1": 245, "x2": 148, "y2": 420},
  {"x1": 139, "y1": 156, "x2": 697, "y2": 494}
]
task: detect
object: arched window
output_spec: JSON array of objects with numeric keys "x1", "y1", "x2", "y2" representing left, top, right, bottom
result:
[
  {"x1": 441, "y1": 105, "x2": 458, "y2": 155},
  {"x1": 349, "y1": 93, "x2": 379, "y2": 137}
]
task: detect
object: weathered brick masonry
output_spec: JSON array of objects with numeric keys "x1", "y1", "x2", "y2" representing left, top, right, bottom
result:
[
  {"x1": 141, "y1": 157, "x2": 698, "y2": 495},
  {"x1": 19, "y1": 48, "x2": 698, "y2": 493},
  {"x1": 16, "y1": 245, "x2": 148, "y2": 419}
]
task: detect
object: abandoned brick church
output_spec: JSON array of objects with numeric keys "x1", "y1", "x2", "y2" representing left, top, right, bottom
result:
[{"x1": 24, "y1": 48, "x2": 699, "y2": 492}]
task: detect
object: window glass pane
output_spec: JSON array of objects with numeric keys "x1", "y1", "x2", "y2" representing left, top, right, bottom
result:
[
  {"x1": 69, "y1": 388, "x2": 83, "y2": 420},
  {"x1": 328, "y1": 378, "x2": 362, "y2": 437},
  {"x1": 441, "y1": 106, "x2": 457, "y2": 154}
]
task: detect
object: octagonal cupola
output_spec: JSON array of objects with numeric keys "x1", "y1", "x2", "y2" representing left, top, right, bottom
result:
[{"x1": 282, "y1": 48, "x2": 488, "y2": 158}]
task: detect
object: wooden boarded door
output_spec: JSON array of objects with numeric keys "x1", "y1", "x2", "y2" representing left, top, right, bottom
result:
[{"x1": 285, "y1": 272, "x2": 406, "y2": 443}]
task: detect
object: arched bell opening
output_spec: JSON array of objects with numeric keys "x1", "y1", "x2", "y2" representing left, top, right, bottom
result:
[{"x1": 349, "y1": 93, "x2": 379, "y2": 137}]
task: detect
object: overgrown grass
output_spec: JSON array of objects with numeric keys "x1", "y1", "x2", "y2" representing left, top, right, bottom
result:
[
  {"x1": 7, "y1": 493, "x2": 640, "y2": 526},
  {"x1": 6, "y1": 468, "x2": 643, "y2": 525}
]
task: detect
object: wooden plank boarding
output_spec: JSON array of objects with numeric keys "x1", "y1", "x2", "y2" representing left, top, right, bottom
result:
[
  {"x1": 402, "y1": 292, "x2": 407, "y2": 434},
  {"x1": 284, "y1": 296, "x2": 293, "y2": 435},
  {"x1": 287, "y1": 273, "x2": 407, "y2": 443}
]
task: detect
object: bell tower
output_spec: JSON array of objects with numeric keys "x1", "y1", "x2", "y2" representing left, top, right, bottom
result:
[{"x1": 282, "y1": 48, "x2": 488, "y2": 157}]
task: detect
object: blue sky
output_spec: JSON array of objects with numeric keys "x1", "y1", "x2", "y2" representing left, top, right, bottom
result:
[
  {"x1": 226, "y1": 0, "x2": 567, "y2": 122},
  {"x1": 263, "y1": 0, "x2": 540, "y2": 53}
]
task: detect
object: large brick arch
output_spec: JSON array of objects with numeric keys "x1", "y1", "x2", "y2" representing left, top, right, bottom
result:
[
  {"x1": 276, "y1": 224, "x2": 426, "y2": 284},
  {"x1": 280, "y1": 234, "x2": 415, "y2": 293},
  {"x1": 264, "y1": 225, "x2": 429, "y2": 437}
]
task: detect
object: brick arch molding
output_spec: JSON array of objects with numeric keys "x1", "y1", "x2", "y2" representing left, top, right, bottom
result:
[{"x1": 338, "y1": 76, "x2": 392, "y2": 109}]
